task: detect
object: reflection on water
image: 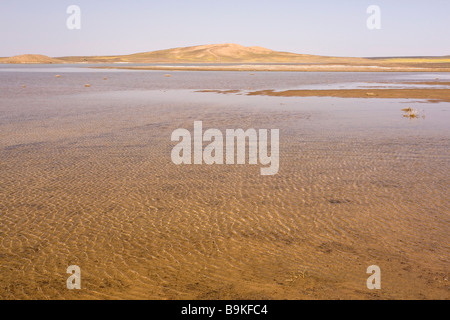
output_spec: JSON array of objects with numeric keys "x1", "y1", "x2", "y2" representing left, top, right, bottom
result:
[{"x1": 0, "y1": 69, "x2": 449, "y2": 300}]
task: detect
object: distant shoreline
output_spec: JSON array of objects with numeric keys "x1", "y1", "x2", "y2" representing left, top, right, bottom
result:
[
  {"x1": 89, "y1": 64, "x2": 450, "y2": 72},
  {"x1": 2, "y1": 62, "x2": 449, "y2": 72}
]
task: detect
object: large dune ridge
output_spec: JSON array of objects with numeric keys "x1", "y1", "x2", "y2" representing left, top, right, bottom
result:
[
  {"x1": 120, "y1": 43, "x2": 366, "y2": 63},
  {"x1": 56, "y1": 43, "x2": 371, "y2": 64}
]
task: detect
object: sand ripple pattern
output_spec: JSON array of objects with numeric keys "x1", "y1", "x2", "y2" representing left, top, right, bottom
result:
[{"x1": 0, "y1": 89, "x2": 449, "y2": 299}]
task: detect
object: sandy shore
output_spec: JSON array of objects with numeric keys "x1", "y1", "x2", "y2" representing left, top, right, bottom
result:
[{"x1": 92, "y1": 64, "x2": 450, "y2": 72}]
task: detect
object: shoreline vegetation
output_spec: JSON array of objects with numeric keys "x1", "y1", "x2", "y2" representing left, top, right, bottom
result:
[{"x1": 1, "y1": 44, "x2": 449, "y2": 72}]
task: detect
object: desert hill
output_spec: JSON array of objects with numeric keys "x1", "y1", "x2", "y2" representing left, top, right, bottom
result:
[
  {"x1": 0, "y1": 54, "x2": 66, "y2": 64},
  {"x1": 57, "y1": 43, "x2": 371, "y2": 64},
  {"x1": 123, "y1": 43, "x2": 342, "y2": 63}
]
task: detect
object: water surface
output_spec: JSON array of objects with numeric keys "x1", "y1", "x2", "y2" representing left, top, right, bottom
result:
[{"x1": 0, "y1": 68, "x2": 449, "y2": 299}]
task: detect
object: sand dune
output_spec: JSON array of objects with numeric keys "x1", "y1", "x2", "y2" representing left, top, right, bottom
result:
[
  {"x1": 120, "y1": 43, "x2": 362, "y2": 63},
  {"x1": 57, "y1": 43, "x2": 361, "y2": 64},
  {"x1": 0, "y1": 54, "x2": 66, "y2": 64}
]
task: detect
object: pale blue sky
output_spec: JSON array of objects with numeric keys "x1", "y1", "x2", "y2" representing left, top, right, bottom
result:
[{"x1": 1, "y1": 0, "x2": 449, "y2": 57}]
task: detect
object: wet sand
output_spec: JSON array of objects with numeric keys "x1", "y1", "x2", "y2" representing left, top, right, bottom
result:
[
  {"x1": 401, "y1": 82, "x2": 450, "y2": 86},
  {"x1": 0, "y1": 71, "x2": 449, "y2": 300},
  {"x1": 246, "y1": 89, "x2": 450, "y2": 103}
]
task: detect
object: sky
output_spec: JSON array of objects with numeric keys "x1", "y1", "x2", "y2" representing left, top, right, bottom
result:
[{"x1": 1, "y1": 0, "x2": 449, "y2": 57}]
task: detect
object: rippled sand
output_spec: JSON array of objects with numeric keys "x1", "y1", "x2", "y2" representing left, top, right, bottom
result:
[{"x1": 0, "y1": 74, "x2": 449, "y2": 299}]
